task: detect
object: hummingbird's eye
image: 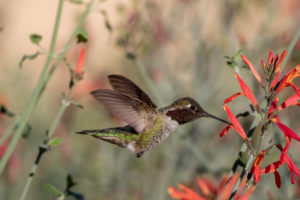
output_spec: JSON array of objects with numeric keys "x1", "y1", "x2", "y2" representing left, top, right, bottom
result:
[{"x1": 189, "y1": 105, "x2": 196, "y2": 111}]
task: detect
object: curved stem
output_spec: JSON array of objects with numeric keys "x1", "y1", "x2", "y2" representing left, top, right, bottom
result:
[{"x1": 0, "y1": 0, "x2": 64, "y2": 175}]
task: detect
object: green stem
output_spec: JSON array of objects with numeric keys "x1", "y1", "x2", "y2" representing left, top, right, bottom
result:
[
  {"x1": 280, "y1": 27, "x2": 300, "y2": 72},
  {"x1": 0, "y1": 0, "x2": 95, "y2": 175},
  {"x1": 20, "y1": 89, "x2": 73, "y2": 200},
  {"x1": 134, "y1": 58, "x2": 164, "y2": 106},
  {"x1": 0, "y1": 0, "x2": 64, "y2": 175}
]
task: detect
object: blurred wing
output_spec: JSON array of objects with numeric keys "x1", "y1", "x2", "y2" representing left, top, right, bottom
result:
[
  {"x1": 108, "y1": 75, "x2": 157, "y2": 109},
  {"x1": 91, "y1": 89, "x2": 154, "y2": 133}
]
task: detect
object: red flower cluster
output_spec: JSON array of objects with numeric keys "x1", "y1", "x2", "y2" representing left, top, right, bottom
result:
[
  {"x1": 168, "y1": 173, "x2": 255, "y2": 200},
  {"x1": 220, "y1": 49, "x2": 300, "y2": 188}
]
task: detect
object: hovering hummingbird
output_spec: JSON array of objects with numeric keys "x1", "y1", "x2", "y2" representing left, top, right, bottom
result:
[{"x1": 77, "y1": 75, "x2": 231, "y2": 158}]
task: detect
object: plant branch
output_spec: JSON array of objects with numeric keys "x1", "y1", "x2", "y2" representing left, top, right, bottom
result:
[{"x1": 0, "y1": 0, "x2": 65, "y2": 175}]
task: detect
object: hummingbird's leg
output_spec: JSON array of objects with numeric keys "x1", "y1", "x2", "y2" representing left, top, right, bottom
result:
[{"x1": 136, "y1": 151, "x2": 145, "y2": 158}]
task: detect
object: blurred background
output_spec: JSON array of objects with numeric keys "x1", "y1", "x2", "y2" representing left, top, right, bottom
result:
[{"x1": 0, "y1": 0, "x2": 300, "y2": 199}]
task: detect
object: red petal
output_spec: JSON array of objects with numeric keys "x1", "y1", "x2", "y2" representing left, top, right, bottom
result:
[
  {"x1": 268, "y1": 98, "x2": 278, "y2": 118},
  {"x1": 274, "y1": 171, "x2": 281, "y2": 188},
  {"x1": 268, "y1": 51, "x2": 273, "y2": 65},
  {"x1": 286, "y1": 156, "x2": 300, "y2": 184},
  {"x1": 278, "y1": 94, "x2": 300, "y2": 112},
  {"x1": 261, "y1": 60, "x2": 266, "y2": 69},
  {"x1": 168, "y1": 185, "x2": 205, "y2": 200},
  {"x1": 241, "y1": 55, "x2": 263, "y2": 87},
  {"x1": 224, "y1": 92, "x2": 242, "y2": 104},
  {"x1": 275, "y1": 121, "x2": 300, "y2": 141},
  {"x1": 235, "y1": 73, "x2": 258, "y2": 107},
  {"x1": 275, "y1": 64, "x2": 300, "y2": 94},
  {"x1": 274, "y1": 49, "x2": 287, "y2": 73},
  {"x1": 196, "y1": 178, "x2": 214, "y2": 196},
  {"x1": 270, "y1": 72, "x2": 280, "y2": 90},
  {"x1": 223, "y1": 105, "x2": 248, "y2": 142},
  {"x1": 74, "y1": 48, "x2": 86, "y2": 73},
  {"x1": 219, "y1": 173, "x2": 239, "y2": 200},
  {"x1": 290, "y1": 83, "x2": 300, "y2": 97},
  {"x1": 279, "y1": 136, "x2": 291, "y2": 164},
  {"x1": 254, "y1": 167, "x2": 261, "y2": 183},
  {"x1": 219, "y1": 125, "x2": 231, "y2": 137},
  {"x1": 261, "y1": 161, "x2": 282, "y2": 174}
]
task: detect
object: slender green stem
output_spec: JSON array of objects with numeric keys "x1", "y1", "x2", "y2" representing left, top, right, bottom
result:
[
  {"x1": 134, "y1": 58, "x2": 164, "y2": 106},
  {"x1": 0, "y1": 0, "x2": 64, "y2": 175},
  {"x1": 0, "y1": 0, "x2": 95, "y2": 175},
  {"x1": 20, "y1": 89, "x2": 73, "y2": 200},
  {"x1": 0, "y1": 117, "x2": 19, "y2": 146},
  {"x1": 280, "y1": 27, "x2": 300, "y2": 72}
]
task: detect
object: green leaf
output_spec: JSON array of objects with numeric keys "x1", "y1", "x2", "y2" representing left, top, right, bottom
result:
[
  {"x1": 233, "y1": 49, "x2": 242, "y2": 60},
  {"x1": 76, "y1": 29, "x2": 88, "y2": 43},
  {"x1": 66, "y1": 174, "x2": 76, "y2": 190},
  {"x1": 30, "y1": 34, "x2": 42, "y2": 45},
  {"x1": 49, "y1": 137, "x2": 63, "y2": 148},
  {"x1": 19, "y1": 51, "x2": 40, "y2": 69},
  {"x1": 44, "y1": 183, "x2": 63, "y2": 196}
]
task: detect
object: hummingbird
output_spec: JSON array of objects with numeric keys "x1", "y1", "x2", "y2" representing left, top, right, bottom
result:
[{"x1": 77, "y1": 75, "x2": 231, "y2": 158}]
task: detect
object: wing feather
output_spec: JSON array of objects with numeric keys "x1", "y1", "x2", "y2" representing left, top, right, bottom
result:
[
  {"x1": 108, "y1": 75, "x2": 157, "y2": 109},
  {"x1": 91, "y1": 89, "x2": 154, "y2": 133}
]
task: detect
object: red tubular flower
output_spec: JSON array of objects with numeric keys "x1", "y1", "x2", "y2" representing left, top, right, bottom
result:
[
  {"x1": 168, "y1": 184, "x2": 205, "y2": 200},
  {"x1": 250, "y1": 150, "x2": 266, "y2": 183},
  {"x1": 275, "y1": 64, "x2": 300, "y2": 95},
  {"x1": 241, "y1": 55, "x2": 263, "y2": 87},
  {"x1": 277, "y1": 94, "x2": 300, "y2": 112},
  {"x1": 74, "y1": 48, "x2": 86, "y2": 74},
  {"x1": 169, "y1": 174, "x2": 254, "y2": 200},
  {"x1": 222, "y1": 105, "x2": 249, "y2": 143},
  {"x1": 274, "y1": 171, "x2": 281, "y2": 188},
  {"x1": 235, "y1": 73, "x2": 259, "y2": 108}
]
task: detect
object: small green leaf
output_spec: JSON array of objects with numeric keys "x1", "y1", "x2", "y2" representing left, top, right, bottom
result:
[
  {"x1": 19, "y1": 51, "x2": 40, "y2": 69},
  {"x1": 49, "y1": 137, "x2": 63, "y2": 148},
  {"x1": 66, "y1": 174, "x2": 76, "y2": 190},
  {"x1": 44, "y1": 183, "x2": 63, "y2": 196},
  {"x1": 30, "y1": 34, "x2": 42, "y2": 45},
  {"x1": 233, "y1": 49, "x2": 242, "y2": 60},
  {"x1": 76, "y1": 29, "x2": 88, "y2": 43}
]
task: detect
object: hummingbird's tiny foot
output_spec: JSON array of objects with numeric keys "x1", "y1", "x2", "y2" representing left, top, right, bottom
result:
[{"x1": 136, "y1": 151, "x2": 145, "y2": 158}]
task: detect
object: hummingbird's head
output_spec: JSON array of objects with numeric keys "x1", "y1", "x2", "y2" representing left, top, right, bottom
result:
[{"x1": 166, "y1": 97, "x2": 231, "y2": 125}]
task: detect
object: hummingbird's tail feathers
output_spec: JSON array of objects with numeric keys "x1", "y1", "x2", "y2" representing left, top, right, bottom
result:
[{"x1": 76, "y1": 126, "x2": 139, "y2": 148}]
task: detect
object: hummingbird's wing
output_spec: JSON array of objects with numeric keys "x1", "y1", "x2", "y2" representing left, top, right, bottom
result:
[
  {"x1": 108, "y1": 75, "x2": 157, "y2": 109},
  {"x1": 91, "y1": 89, "x2": 155, "y2": 133}
]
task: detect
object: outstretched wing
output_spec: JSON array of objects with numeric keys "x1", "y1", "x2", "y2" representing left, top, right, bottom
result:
[
  {"x1": 108, "y1": 75, "x2": 157, "y2": 109},
  {"x1": 91, "y1": 89, "x2": 155, "y2": 133}
]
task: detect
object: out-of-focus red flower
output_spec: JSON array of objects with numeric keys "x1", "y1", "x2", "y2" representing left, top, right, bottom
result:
[
  {"x1": 74, "y1": 48, "x2": 86, "y2": 75},
  {"x1": 168, "y1": 173, "x2": 255, "y2": 200},
  {"x1": 0, "y1": 134, "x2": 21, "y2": 183}
]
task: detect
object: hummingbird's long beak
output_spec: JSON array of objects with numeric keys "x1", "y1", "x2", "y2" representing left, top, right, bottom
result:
[{"x1": 203, "y1": 112, "x2": 231, "y2": 125}]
